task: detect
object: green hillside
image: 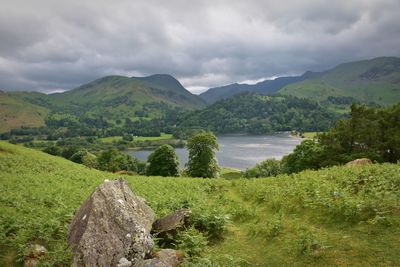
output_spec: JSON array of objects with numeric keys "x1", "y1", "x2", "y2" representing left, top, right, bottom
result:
[
  {"x1": 1, "y1": 141, "x2": 399, "y2": 266},
  {"x1": 0, "y1": 92, "x2": 49, "y2": 132},
  {"x1": 0, "y1": 75, "x2": 205, "y2": 132},
  {"x1": 279, "y1": 57, "x2": 400, "y2": 105},
  {"x1": 180, "y1": 93, "x2": 340, "y2": 134},
  {"x1": 49, "y1": 75, "x2": 205, "y2": 118}
]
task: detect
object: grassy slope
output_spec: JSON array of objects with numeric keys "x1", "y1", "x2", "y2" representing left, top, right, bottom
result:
[
  {"x1": 279, "y1": 57, "x2": 400, "y2": 105},
  {"x1": 0, "y1": 92, "x2": 49, "y2": 133},
  {"x1": 1, "y1": 142, "x2": 399, "y2": 266},
  {"x1": 49, "y1": 75, "x2": 205, "y2": 117}
]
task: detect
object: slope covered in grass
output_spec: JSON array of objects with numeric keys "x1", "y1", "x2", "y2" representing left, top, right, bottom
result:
[
  {"x1": 49, "y1": 75, "x2": 205, "y2": 118},
  {"x1": 0, "y1": 142, "x2": 399, "y2": 266},
  {"x1": 279, "y1": 57, "x2": 400, "y2": 105},
  {"x1": 0, "y1": 92, "x2": 49, "y2": 133}
]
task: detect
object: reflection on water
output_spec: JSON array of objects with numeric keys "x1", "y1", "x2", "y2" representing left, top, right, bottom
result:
[{"x1": 127, "y1": 133, "x2": 301, "y2": 170}]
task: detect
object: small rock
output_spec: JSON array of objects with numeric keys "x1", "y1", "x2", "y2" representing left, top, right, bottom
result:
[
  {"x1": 117, "y1": 257, "x2": 132, "y2": 267},
  {"x1": 153, "y1": 209, "x2": 191, "y2": 233},
  {"x1": 143, "y1": 249, "x2": 184, "y2": 267},
  {"x1": 24, "y1": 244, "x2": 47, "y2": 267},
  {"x1": 346, "y1": 158, "x2": 372, "y2": 167}
]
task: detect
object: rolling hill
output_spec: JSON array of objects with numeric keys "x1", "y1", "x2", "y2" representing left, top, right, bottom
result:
[
  {"x1": 49, "y1": 74, "x2": 205, "y2": 117},
  {"x1": 1, "y1": 141, "x2": 399, "y2": 266},
  {"x1": 279, "y1": 57, "x2": 400, "y2": 105},
  {"x1": 0, "y1": 74, "x2": 205, "y2": 132}
]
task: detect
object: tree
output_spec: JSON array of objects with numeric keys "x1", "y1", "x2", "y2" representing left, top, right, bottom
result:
[
  {"x1": 97, "y1": 148, "x2": 138, "y2": 172},
  {"x1": 186, "y1": 131, "x2": 220, "y2": 178},
  {"x1": 281, "y1": 139, "x2": 324, "y2": 173},
  {"x1": 146, "y1": 145, "x2": 179, "y2": 176}
]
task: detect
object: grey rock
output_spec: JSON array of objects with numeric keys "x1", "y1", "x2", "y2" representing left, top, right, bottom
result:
[
  {"x1": 143, "y1": 249, "x2": 184, "y2": 267},
  {"x1": 346, "y1": 158, "x2": 372, "y2": 167},
  {"x1": 118, "y1": 257, "x2": 133, "y2": 267},
  {"x1": 68, "y1": 178, "x2": 156, "y2": 267},
  {"x1": 152, "y1": 209, "x2": 191, "y2": 233}
]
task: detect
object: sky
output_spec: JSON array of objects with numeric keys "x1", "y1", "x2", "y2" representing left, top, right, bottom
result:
[{"x1": 1, "y1": 0, "x2": 400, "y2": 94}]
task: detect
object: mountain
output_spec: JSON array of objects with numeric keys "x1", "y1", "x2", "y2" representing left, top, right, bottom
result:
[
  {"x1": 200, "y1": 75, "x2": 306, "y2": 104},
  {"x1": 0, "y1": 74, "x2": 205, "y2": 132},
  {"x1": 47, "y1": 74, "x2": 205, "y2": 119},
  {"x1": 50, "y1": 74, "x2": 205, "y2": 111},
  {"x1": 0, "y1": 91, "x2": 49, "y2": 132},
  {"x1": 279, "y1": 57, "x2": 400, "y2": 105}
]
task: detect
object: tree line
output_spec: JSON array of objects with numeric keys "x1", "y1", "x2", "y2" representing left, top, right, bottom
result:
[{"x1": 245, "y1": 103, "x2": 400, "y2": 177}]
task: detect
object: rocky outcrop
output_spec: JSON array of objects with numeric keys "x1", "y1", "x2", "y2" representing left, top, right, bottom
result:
[
  {"x1": 346, "y1": 158, "x2": 372, "y2": 167},
  {"x1": 68, "y1": 178, "x2": 156, "y2": 267},
  {"x1": 152, "y1": 209, "x2": 191, "y2": 233}
]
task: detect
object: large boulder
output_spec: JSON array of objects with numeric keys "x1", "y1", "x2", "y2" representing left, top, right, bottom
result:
[
  {"x1": 68, "y1": 178, "x2": 156, "y2": 267},
  {"x1": 346, "y1": 158, "x2": 372, "y2": 167}
]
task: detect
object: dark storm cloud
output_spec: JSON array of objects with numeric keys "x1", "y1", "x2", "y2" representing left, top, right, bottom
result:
[{"x1": 0, "y1": 0, "x2": 399, "y2": 93}]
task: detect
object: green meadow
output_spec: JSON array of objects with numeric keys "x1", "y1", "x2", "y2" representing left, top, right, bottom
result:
[{"x1": 1, "y1": 141, "x2": 399, "y2": 266}]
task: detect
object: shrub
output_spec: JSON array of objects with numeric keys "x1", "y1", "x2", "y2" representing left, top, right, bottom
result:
[
  {"x1": 244, "y1": 159, "x2": 282, "y2": 178},
  {"x1": 189, "y1": 209, "x2": 227, "y2": 241},
  {"x1": 69, "y1": 149, "x2": 90, "y2": 164},
  {"x1": 176, "y1": 227, "x2": 208, "y2": 258},
  {"x1": 296, "y1": 227, "x2": 326, "y2": 257},
  {"x1": 43, "y1": 146, "x2": 61, "y2": 156}
]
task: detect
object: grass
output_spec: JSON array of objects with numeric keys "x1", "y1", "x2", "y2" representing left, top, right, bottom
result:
[
  {"x1": 303, "y1": 132, "x2": 318, "y2": 139},
  {"x1": 99, "y1": 133, "x2": 173, "y2": 143},
  {"x1": 0, "y1": 141, "x2": 399, "y2": 266}
]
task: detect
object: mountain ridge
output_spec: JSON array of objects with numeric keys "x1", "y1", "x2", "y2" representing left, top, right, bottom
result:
[{"x1": 200, "y1": 56, "x2": 400, "y2": 105}]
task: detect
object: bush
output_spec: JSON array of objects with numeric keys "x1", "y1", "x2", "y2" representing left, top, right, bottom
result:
[
  {"x1": 43, "y1": 146, "x2": 62, "y2": 156},
  {"x1": 82, "y1": 152, "x2": 98, "y2": 168},
  {"x1": 281, "y1": 139, "x2": 324, "y2": 173},
  {"x1": 189, "y1": 209, "x2": 227, "y2": 241},
  {"x1": 296, "y1": 228, "x2": 326, "y2": 257},
  {"x1": 244, "y1": 159, "x2": 282, "y2": 178},
  {"x1": 69, "y1": 149, "x2": 90, "y2": 164},
  {"x1": 176, "y1": 227, "x2": 208, "y2": 258}
]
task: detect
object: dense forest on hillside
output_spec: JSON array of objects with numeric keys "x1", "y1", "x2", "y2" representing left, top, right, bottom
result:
[{"x1": 179, "y1": 93, "x2": 341, "y2": 134}]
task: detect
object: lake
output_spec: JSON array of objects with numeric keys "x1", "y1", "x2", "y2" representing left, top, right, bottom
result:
[{"x1": 127, "y1": 133, "x2": 301, "y2": 170}]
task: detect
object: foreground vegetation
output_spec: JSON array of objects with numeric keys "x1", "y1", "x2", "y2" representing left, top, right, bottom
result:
[{"x1": 1, "y1": 142, "x2": 399, "y2": 266}]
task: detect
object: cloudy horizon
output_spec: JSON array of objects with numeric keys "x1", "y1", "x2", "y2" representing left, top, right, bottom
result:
[{"x1": 1, "y1": 0, "x2": 400, "y2": 94}]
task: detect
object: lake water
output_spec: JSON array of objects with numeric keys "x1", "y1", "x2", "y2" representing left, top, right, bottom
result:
[{"x1": 127, "y1": 133, "x2": 301, "y2": 170}]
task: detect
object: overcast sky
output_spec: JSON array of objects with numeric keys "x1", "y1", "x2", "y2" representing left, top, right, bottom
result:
[{"x1": 1, "y1": 0, "x2": 400, "y2": 94}]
